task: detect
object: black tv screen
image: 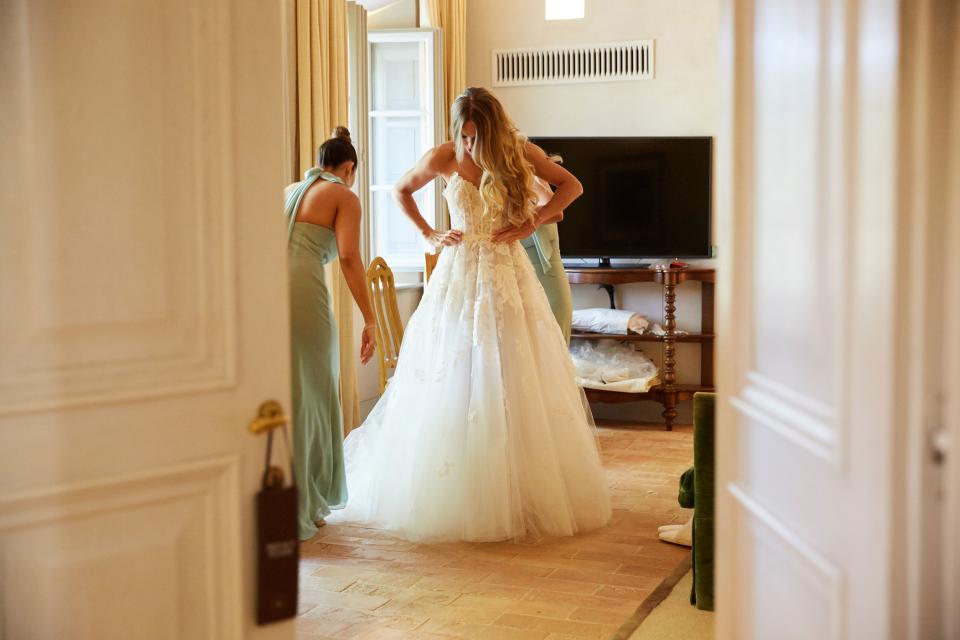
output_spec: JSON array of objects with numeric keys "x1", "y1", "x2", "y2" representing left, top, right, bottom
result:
[{"x1": 528, "y1": 137, "x2": 712, "y2": 259}]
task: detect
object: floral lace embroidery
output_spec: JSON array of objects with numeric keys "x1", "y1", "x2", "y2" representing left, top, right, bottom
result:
[{"x1": 440, "y1": 175, "x2": 529, "y2": 330}]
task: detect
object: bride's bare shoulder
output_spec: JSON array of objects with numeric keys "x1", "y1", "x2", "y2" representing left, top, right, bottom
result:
[
  {"x1": 523, "y1": 140, "x2": 548, "y2": 160},
  {"x1": 423, "y1": 142, "x2": 457, "y2": 176},
  {"x1": 429, "y1": 142, "x2": 456, "y2": 163}
]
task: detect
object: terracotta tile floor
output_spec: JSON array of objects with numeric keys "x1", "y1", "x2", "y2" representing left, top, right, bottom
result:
[{"x1": 297, "y1": 421, "x2": 693, "y2": 640}]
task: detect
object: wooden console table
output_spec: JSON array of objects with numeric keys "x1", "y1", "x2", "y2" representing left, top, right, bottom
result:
[{"x1": 566, "y1": 267, "x2": 716, "y2": 431}]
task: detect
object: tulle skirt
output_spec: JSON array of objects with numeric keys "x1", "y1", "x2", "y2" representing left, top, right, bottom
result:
[{"x1": 332, "y1": 237, "x2": 611, "y2": 542}]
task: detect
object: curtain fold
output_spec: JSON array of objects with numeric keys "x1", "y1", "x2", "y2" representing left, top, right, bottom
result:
[
  {"x1": 294, "y1": 0, "x2": 361, "y2": 433},
  {"x1": 422, "y1": 0, "x2": 467, "y2": 130},
  {"x1": 347, "y1": 3, "x2": 370, "y2": 265}
]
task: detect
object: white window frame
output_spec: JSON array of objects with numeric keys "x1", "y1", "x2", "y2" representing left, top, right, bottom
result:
[{"x1": 367, "y1": 28, "x2": 445, "y2": 272}]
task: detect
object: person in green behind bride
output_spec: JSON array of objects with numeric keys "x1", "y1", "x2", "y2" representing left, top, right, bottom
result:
[
  {"x1": 284, "y1": 126, "x2": 377, "y2": 541},
  {"x1": 522, "y1": 153, "x2": 574, "y2": 344}
]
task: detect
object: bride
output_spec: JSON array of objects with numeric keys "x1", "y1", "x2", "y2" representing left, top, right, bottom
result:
[{"x1": 333, "y1": 87, "x2": 611, "y2": 542}]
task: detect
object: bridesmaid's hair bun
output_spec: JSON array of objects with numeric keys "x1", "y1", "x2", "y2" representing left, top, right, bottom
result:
[
  {"x1": 332, "y1": 126, "x2": 352, "y2": 144},
  {"x1": 317, "y1": 125, "x2": 358, "y2": 170}
]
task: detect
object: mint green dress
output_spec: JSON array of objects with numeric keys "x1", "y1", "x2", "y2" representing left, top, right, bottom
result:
[
  {"x1": 522, "y1": 223, "x2": 573, "y2": 344},
  {"x1": 285, "y1": 170, "x2": 347, "y2": 541}
]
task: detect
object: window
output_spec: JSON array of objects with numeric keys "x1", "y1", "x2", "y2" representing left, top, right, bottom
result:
[
  {"x1": 368, "y1": 29, "x2": 444, "y2": 272},
  {"x1": 545, "y1": 0, "x2": 585, "y2": 20}
]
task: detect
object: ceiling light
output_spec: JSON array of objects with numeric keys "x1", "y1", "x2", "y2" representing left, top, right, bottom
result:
[{"x1": 545, "y1": 0, "x2": 584, "y2": 20}]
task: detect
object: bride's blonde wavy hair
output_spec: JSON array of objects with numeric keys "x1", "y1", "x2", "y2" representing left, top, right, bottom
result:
[{"x1": 450, "y1": 87, "x2": 537, "y2": 227}]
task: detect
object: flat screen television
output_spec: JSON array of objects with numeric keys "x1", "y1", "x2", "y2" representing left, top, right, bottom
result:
[{"x1": 528, "y1": 136, "x2": 712, "y2": 260}]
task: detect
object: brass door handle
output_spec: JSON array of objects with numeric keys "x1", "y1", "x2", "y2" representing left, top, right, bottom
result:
[{"x1": 249, "y1": 400, "x2": 290, "y2": 435}]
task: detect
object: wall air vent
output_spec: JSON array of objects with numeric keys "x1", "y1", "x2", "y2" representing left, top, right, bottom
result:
[{"x1": 491, "y1": 40, "x2": 654, "y2": 87}]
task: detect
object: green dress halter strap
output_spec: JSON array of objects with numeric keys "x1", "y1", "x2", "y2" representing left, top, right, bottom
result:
[{"x1": 284, "y1": 168, "x2": 345, "y2": 238}]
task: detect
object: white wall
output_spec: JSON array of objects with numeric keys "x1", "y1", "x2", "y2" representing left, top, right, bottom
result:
[
  {"x1": 465, "y1": 0, "x2": 720, "y2": 137},
  {"x1": 466, "y1": 0, "x2": 721, "y2": 423}
]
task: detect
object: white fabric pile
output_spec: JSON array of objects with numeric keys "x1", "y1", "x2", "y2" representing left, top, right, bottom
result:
[
  {"x1": 571, "y1": 308, "x2": 649, "y2": 336},
  {"x1": 569, "y1": 340, "x2": 659, "y2": 393}
]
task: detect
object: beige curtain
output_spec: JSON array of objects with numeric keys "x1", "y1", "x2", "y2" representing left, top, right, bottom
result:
[
  {"x1": 347, "y1": 3, "x2": 370, "y2": 264},
  {"x1": 422, "y1": 0, "x2": 467, "y2": 131},
  {"x1": 294, "y1": 0, "x2": 361, "y2": 433}
]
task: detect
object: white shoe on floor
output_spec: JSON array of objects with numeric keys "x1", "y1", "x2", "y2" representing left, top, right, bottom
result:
[{"x1": 658, "y1": 516, "x2": 693, "y2": 547}]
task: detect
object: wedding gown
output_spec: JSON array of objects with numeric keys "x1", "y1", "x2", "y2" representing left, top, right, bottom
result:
[{"x1": 333, "y1": 172, "x2": 611, "y2": 542}]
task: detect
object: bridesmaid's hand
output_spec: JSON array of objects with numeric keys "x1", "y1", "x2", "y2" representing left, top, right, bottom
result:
[
  {"x1": 360, "y1": 323, "x2": 377, "y2": 364},
  {"x1": 491, "y1": 219, "x2": 537, "y2": 243},
  {"x1": 424, "y1": 228, "x2": 463, "y2": 247}
]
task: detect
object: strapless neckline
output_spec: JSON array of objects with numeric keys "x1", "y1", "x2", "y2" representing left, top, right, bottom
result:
[{"x1": 449, "y1": 171, "x2": 481, "y2": 192}]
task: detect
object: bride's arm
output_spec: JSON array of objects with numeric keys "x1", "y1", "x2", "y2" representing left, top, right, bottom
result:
[
  {"x1": 525, "y1": 142, "x2": 582, "y2": 226},
  {"x1": 393, "y1": 146, "x2": 463, "y2": 247}
]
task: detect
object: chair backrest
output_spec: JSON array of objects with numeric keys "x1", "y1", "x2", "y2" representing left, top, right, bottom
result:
[
  {"x1": 424, "y1": 251, "x2": 440, "y2": 284},
  {"x1": 366, "y1": 257, "x2": 405, "y2": 393}
]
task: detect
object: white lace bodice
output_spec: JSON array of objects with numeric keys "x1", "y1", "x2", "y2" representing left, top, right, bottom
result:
[{"x1": 443, "y1": 172, "x2": 502, "y2": 236}]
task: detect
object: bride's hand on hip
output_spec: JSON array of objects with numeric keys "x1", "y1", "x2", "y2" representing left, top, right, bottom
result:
[
  {"x1": 360, "y1": 323, "x2": 377, "y2": 364},
  {"x1": 424, "y1": 228, "x2": 463, "y2": 247},
  {"x1": 491, "y1": 220, "x2": 537, "y2": 243}
]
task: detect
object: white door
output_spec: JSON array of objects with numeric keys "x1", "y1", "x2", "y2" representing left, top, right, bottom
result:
[
  {"x1": 716, "y1": 0, "x2": 906, "y2": 638},
  {"x1": 0, "y1": 2, "x2": 295, "y2": 639}
]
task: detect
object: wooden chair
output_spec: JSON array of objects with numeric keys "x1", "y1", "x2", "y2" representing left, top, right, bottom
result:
[
  {"x1": 424, "y1": 251, "x2": 440, "y2": 284},
  {"x1": 366, "y1": 257, "x2": 405, "y2": 393}
]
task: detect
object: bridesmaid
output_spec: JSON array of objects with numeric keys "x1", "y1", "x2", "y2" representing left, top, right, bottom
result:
[
  {"x1": 522, "y1": 153, "x2": 574, "y2": 343},
  {"x1": 284, "y1": 127, "x2": 377, "y2": 541}
]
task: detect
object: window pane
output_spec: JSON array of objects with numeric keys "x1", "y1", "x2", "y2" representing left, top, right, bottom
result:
[
  {"x1": 371, "y1": 41, "x2": 421, "y2": 111},
  {"x1": 367, "y1": 30, "x2": 437, "y2": 270},
  {"x1": 372, "y1": 189, "x2": 428, "y2": 259},
  {"x1": 371, "y1": 116, "x2": 422, "y2": 186}
]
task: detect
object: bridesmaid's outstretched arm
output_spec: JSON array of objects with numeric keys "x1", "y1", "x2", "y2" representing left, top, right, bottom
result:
[
  {"x1": 490, "y1": 143, "x2": 581, "y2": 243},
  {"x1": 532, "y1": 177, "x2": 561, "y2": 224},
  {"x1": 334, "y1": 191, "x2": 377, "y2": 364},
  {"x1": 524, "y1": 142, "x2": 582, "y2": 225}
]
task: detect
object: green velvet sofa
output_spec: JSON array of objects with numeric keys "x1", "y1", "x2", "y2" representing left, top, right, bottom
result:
[{"x1": 678, "y1": 392, "x2": 715, "y2": 611}]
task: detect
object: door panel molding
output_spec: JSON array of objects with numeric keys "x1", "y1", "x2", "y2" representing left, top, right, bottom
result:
[
  {"x1": 0, "y1": 456, "x2": 242, "y2": 639},
  {"x1": 718, "y1": 0, "x2": 901, "y2": 636},
  {"x1": 0, "y1": 0, "x2": 291, "y2": 635},
  {"x1": 0, "y1": 0, "x2": 239, "y2": 416},
  {"x1": 734, "y1": 0, "x2": 853, "y2": 470},
  {"x1": 729, "y1": 483, "x2": 844, "y2": 640},
  {"x1": 734, "y1": 371, "x2": 841, "y2": 466}
]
